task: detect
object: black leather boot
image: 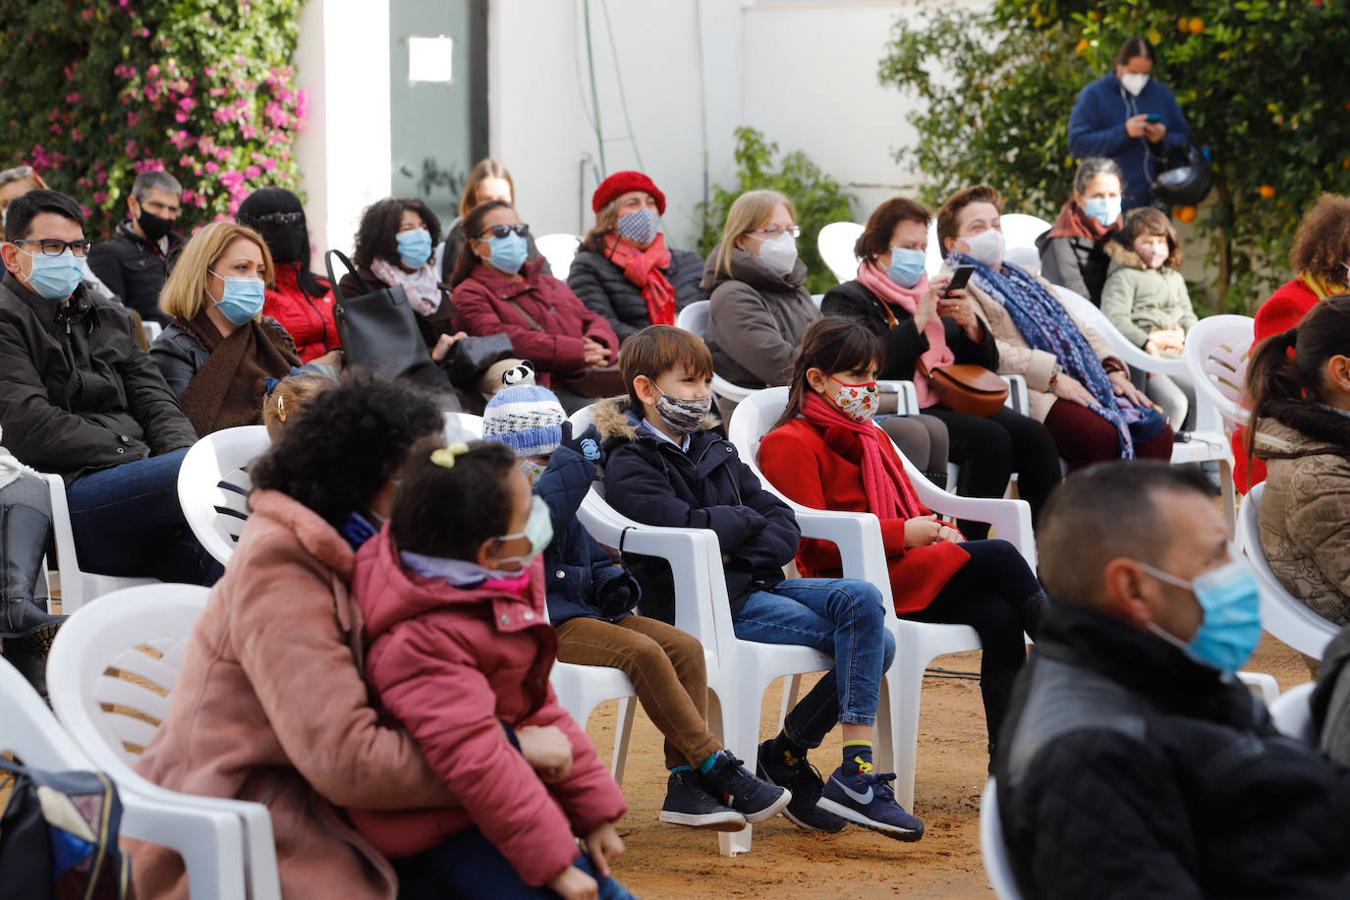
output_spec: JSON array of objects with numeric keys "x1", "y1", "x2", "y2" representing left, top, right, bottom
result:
[
  {"x1": 981, "y1": 669, "x2": 1020, "y2": 775},
  {"x1": 1, "y1": 503, "x2": 66, "y2": 698}
]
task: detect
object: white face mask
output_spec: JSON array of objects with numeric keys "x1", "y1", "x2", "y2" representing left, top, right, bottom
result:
[
  {"x1": 961, "y1": 228, "x2": 1004, "y2": 269},
  {"x1": 756, "y1": 232, "x2": 798, "y2": 276},
  {"x1": 1120, "y1": 72, "x2": 1150, "y2": 96}
]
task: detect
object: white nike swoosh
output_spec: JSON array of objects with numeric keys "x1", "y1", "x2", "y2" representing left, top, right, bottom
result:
[{"x1": 833, "y1": 778, "x2": 873, "y2": 805}]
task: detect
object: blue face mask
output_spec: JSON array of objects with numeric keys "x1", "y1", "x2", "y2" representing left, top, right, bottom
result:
[
  {"x1": 1142, "y1": 556, "x2": 1262, "y2": 675},
  {"x1": 396, "y1": 228, "x2": 433, "y2": 269},
  {"x1": 887, "y1": 247, "x2": 927, "y2": 289},
  {"x1": 494, "y1": 495, "x2": 553, "y2": 569},
  {"x1": 20, "y1": 249, "x2": 85, "y2": 301},
  {"x1": 209, "y1": 272, "x2": 266, "y2": 325},
  {"x1": 486, "y1": 232, "x2": 529, "y2": 275},
  {"x1": 1082, "y1": 196, "x2": 1122, "y2": 228}
]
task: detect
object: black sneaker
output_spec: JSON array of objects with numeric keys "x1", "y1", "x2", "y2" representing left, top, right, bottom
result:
[
  {"x1": 658, "y1": 769, "x2": 747, "y2": 832},
  {"x1": 698, "y1": 750, "x2": 791, "y2": 823},
  {"x1": 756, "y1": 740, "x2": 847, "y2": 833}
]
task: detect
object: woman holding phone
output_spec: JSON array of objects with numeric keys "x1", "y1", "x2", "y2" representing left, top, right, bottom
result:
[{"x1": 823, "y1": 198, "x2": 1061, "y2": 532}]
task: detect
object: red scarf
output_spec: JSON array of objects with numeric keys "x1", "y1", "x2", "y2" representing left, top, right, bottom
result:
[
  {"x1": 604, "y1": 232, "x2": 676, "y2": 326},
  {"x1": 801, "y1": 392, "x2": 927, "y2": 521},
  {"x1": 1046, "y1": 199, "x2": 1118, "y2": 242}
]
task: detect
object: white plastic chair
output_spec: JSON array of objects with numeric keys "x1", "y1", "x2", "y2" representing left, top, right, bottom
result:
[
  {"x1": 177, "y1": 427, "x2": 271, "y2": 567},
  {"x1": 141, "y1": 320, "x2": 163, "y2": 345},
  {"x1": 817, "y1": 221, "x2": 864, "y2": 284},
  {"x1": 729, "y1": 387, "x2": 1035, "y2": 810},
  {"x1": 445, "y1": 411, "x2": 484, "y2": 440},
  {"x1": 40, "y1": 473, "x2": 159, "y2": 613},
  {"x1": 536, "y1": 233, "x2": 581, "y2": 281},
  {"x1": 46, "y1": 584, "x2": 281, "y2": 899},
  {"x1": 1238, "y1": 483, "x2": 1338, "y2": 660},
  {"x1": 0, "y1": 655, "x2": 257, "y2": 900},
  {"x1": 1001, "y1": 214, "x2": 1052, "y2": 253},
  {"x1": 676, "y1": 300, "x2": 754, "y2": 406},
  {"x1": 1184, "y1": 314, "x2": 1254, "y2": 432},
  {"x1": 548, "y1": 653, "x2": 639, "y2": 786},
  {"x1": 1269, "y1": 682, "x2": 1317, "y2": 745},
  {"x1": 980, "y1": 779, "x2": 1025, "y2": 900}
]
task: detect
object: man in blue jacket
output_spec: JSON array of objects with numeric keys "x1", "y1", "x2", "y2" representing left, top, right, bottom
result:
[{"x1": 1069, "y1": 36, "x2": 1192, "y2": 210}]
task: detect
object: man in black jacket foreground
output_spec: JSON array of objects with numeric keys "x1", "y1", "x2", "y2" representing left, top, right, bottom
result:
[
  {"x1": 0, "y1": 190, "x2": 218, "y2": 587},
  {"x1": 997, "y1": 461, "x2": 1350, "y2": 899}
]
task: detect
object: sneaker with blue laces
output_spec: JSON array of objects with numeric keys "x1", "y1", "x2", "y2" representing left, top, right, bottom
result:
[
  {"x1": 756, "y1": 740, "x2": 847, "y2": 833},
  {"x1": 818, "y1": 765, "x2": 925, "y2": 842}
]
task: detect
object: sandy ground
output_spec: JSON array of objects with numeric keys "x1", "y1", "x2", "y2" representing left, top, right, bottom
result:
[{"x1": 585, "y1": 635, "x2": 1312, "y2": 899}]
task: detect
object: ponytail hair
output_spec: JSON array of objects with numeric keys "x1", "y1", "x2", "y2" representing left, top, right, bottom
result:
[
  {"x1": 775, "y1": 318, "x2": 884, "y2": 429},
  {"x1": 1245, "y1": 294, "x2": 1350, "y2": 457}
]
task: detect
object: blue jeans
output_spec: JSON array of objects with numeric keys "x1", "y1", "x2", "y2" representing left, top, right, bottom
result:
[
  {"x1": 64, "y1": 449, "x2": 222, "y2": 586},
  {"x1": 734, "y1": 578, "x2": 896, "y2": 747},
  {"x1": 393, "y1": 827, "x2": 634, "y2": 899}
]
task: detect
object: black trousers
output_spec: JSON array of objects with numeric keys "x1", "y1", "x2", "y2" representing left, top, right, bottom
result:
[{"x1": 926, "y1": 407, "x2": 1060, "y2": 540}]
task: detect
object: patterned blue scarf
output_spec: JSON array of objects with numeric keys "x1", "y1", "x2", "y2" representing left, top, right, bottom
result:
[{"x1": 952, "y1": 253, "x2": 1148, "y2": 457}]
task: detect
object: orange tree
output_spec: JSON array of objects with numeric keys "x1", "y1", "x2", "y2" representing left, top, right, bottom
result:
[{"x1": 878, "y1": 0, "x2": 1350, "y2": 312}]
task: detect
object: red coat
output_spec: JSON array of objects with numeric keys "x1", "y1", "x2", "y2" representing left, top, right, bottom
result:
[
  {"x1": 1232, "y1": 277, "x2": 1321, "y2": 492},
  {"x1": 349, "y1": 529, "x2": 627, "y2": 887},
  {"x1": 759, "y1": 418, "x2": 970, "y2": 615},
  {"x1": 451, "y1": 258, "x2": 620, "y2": 387},
  {"x1": 263, "y1": 264, "x2": 340, "y2": 362}
]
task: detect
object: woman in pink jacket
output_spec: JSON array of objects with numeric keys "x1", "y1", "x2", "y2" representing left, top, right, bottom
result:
[
  {"x1": 351, "y1": 440, "x2": 631, "y2": 899},
  {"x1": 450, "y1": 200, "x2": 620, "y2": 414}
]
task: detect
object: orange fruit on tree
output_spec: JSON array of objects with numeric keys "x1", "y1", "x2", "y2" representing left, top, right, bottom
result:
[
  {"x1": 1075, "y1": 38, "x2": 1090, "y2": 55},
  {"x1": 1178, "y1": 17, "x2": 1192, "y2": 33},
  {"x1": 1189, "y1": 18, "x2": 1205, "y2": 34},
  {"x1": 1259, "y1": 184, "x2": 1277, "y2": 200},
  {"x1": 1176, "y1": 206, "x2": 1198, "y2": 224}
]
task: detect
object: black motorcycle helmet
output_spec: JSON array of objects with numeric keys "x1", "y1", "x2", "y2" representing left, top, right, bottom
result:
[{"x1": 1152, "y1": 144, "x2": 1215, "y2": 207}]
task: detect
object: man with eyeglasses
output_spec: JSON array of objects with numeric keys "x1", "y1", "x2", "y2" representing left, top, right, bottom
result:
[
  {"x1": 0, "y1": 189, "x2": 220, "y2": 591},
  {"x1": 87, "y1": 170, "x2": 186, "y2": 326}
]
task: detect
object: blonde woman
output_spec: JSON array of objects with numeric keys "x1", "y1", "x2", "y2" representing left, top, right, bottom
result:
[
  {"x1": 568, "y1": 170, "x2": 706, "y2": 342},
  {"x1": 441, "y1": 158, "x2": 548, "y2": 281},
  {"x1": 151, "y1": 222, "x2": 305, "y2": 436}
]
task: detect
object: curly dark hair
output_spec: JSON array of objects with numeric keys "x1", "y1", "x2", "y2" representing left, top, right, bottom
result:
[
  {"x1": 351, "y1": 197, "x2": 443, "y2": 270},
  {"x1": 250, "y1": 372, "x2": 445, "y2": 529},
  {"x1": 393, "y1": 440, "x2": 519, "y2": 559},
  {"x1": 1289, "y1": 193, "x2": 1350, "y2": 286}
]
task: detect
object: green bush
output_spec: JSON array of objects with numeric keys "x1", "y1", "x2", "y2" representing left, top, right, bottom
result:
[
  {"x1": 696, "y1": 127, "x2": 856, "y2": 296},
  {"x1": 0, "y1": 0, "x2": 306, "y2": 234},
  {"x1": 878, "y1": 0, "x2": 1350, "y2": 313}
]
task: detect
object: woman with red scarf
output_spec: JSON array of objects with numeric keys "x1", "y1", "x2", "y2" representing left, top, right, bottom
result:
[
  {"x1": 1036, "y1": 157, "x2": 1126, "y2": 306},
  {"x1": 758, "y1": 317, "x2": 1045, "y2": 761},
  {"x1": 568, "y1": 171, "x2": 707, "y2": 343}
]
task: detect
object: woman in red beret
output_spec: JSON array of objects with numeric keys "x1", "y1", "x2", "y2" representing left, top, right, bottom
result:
[{"x1": 567, "y1": 170, "x2": 707, "y2": 343}]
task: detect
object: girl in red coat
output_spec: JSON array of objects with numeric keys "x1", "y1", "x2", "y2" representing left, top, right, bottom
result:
[
  {"x1": 758, "y1": 318, "x2": 1045, "y2": 759},
  {"x1": 350, "y1": 441, "x2": 631, "y2": 900}
]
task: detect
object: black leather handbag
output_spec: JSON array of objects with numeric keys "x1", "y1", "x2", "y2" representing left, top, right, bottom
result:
[{"x1": 324, "y1": 249, "x2": 448, "y2": 390}]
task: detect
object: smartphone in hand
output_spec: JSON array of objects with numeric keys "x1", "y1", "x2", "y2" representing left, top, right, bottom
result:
[
  {"x1": 944, "y1": 265, "x2": 975, "y2": 297},
  {"x1": 1146, "y1": 113, "x2": 1162, "y2": 124}
]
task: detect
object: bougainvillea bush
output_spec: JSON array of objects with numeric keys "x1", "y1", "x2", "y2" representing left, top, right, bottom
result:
[{"x1": 0, "y1": 0, "x2": 306, "y2": 233}]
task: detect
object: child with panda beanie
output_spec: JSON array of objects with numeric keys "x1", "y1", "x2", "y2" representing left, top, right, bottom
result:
[{"x1": 482, "y1": 385, "x2": 789, "y2": 831}]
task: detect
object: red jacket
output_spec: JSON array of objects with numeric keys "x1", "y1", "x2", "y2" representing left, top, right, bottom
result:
[
  {"x1": 452, "y1": 258, "x2": 620, "y2": 387},
  {"x1": 1232, "y1": 277, "x2": 1321, "y2": 492},
  {"x1": 349, "y1": 529, "x2": 627, "y2": 887},
  {"x1": 263, "y1": 264, "x2": 340, "y2": 362},
  {"x1": 759, "y1": 418, "x2": 970, "y2": 614}
]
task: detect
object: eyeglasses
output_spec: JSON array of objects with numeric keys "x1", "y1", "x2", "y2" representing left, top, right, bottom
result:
[
  {"x1": 478, "y1": 223, "x2": 530, "y2": 240},
  {"x1": 751, "y1": 225, "x2": 800, "y2": 239},
  {"x1": 13, "y1": 238, "x2": 94, "y2": 258},
  {"x1": 243, "y1": 211, "x2": 304, "y2": 226}
]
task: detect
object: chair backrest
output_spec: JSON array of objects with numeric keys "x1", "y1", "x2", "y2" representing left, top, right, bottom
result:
[
  {"x1": 1052, "y1": 284, "x2": 1186, "y2": 377},
  {"x1": 817, "y1": 221, "x2": 863, "y2": 284},
  {"x1": 676, "y1": 299, "x2": 710, "y2": 337},
  {"x1": 142, "y1": 320, "x2": 163, "y2": 345},
  {"x1": 1004, "y1": 244, "x2": 1042, "y2": 276},
  {"x1": 445, "y1": 411, "x2": 484, "y2": 440},
  {"x1": 1269, "y1": 682, "x2": 1317, "y2": 745},
  {"x1": 1184, "y1": 314, "x2": 1254, "y2": 430},
  {"x1": 535, "y1": 233, "x2": 581, "y2": 281},
  {"x1": 1238, "y1": 483, "x2": 1338, "y2": 659},
  {"x1": 1001, "y1": 213, "x2": 1052, "y2": 252},
  {"x1": 177, "y1": 426, "x2": 271, "y2": 567},
  {"x1": 980, "y1": 779, "x2": 1025, "y2": 900},
  {"x1": 925, "y1": 219, "x2": 945, "y2": 278},
  {"x1": 47, "y1": 584, "x2": 212, "y2": 781},
  {"x1": 0, "y1": 655, "x2": 91, "y2": 768}
]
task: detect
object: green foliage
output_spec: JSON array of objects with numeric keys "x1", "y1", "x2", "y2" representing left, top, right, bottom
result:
[
  {"x1": 0, "y1": 0, "x2": 307, "y2": 234},
  {"x1": 696, "y1": 127, "x2": 856, "y2": 295},
  {"x1": 877, "y1": 0, "x2": 1350, "y2": 313}
]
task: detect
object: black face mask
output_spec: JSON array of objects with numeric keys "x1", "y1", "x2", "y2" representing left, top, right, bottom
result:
[
  {"x1": 261, "y1": 223, "x2": 308, "y2": 265},
  {"x1": 137, "y1": 208, "x2": 176, "y2": 243}
]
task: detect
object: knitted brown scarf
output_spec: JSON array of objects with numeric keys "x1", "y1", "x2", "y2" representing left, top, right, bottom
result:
[{"x1": 177, "y1": 310, "x2": 299, "y2": 435}]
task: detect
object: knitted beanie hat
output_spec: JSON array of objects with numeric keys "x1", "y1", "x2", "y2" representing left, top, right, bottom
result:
[
  {"x1": 482, "y1": 385, "x2": 567, "y2": 458},
  {"x1": 592, "y1": 170, "x2": 666, "y2": 215}
]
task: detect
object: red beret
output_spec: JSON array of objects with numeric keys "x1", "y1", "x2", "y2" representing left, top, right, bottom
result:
[{"x1": 592, "y1": 170, "x2": 665, "y2": 216}]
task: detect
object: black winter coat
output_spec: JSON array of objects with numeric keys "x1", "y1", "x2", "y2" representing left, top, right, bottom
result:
[
  {"x1": 566, "y1": 247, "x2": 706, "y2": 342},
  {"x1": 997, "y1": 599, "x2": 1350, "y2": 899},
  {"x1": 594, "y1": 397, "x2": 800, "y2": 616},
  {"x1": 86, "y1": 223, "x2": 185, "y2": 326},
  {"x1": 0, "y1": 279, "x2": 196, "y2": 482},
  {"x1": 535, "y1": 443, "x2": 640, "y2": 627},
  {"x1": 821, "y1": 280, "x2": 998, "y2": 382}
]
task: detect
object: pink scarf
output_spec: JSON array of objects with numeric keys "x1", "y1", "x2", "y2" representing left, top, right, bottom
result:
[
  {"x1": 855, "y1": 260, "x2": 953, "y2": 408},
  {"x1": 801, "y1": 392, "x2": 926, "y2": 521}
]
